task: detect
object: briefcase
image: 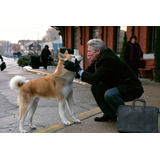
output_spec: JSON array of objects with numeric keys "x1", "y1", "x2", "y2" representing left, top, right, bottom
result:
[
  {"x1": 117, "y1": 99, "x2": 159, "y2": 133},
  {"x1": 1, "y1": 62, "x2": 6, "y2": 71}
]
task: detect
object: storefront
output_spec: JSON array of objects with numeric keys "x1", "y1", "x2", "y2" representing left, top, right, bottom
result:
[{"x1": 53, "y1": 26, "x2": 157, "y2": 70}]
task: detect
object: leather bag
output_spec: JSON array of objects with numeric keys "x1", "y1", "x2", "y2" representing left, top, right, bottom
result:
[
  {"x1": 0, "y1": 62, "x2": 6, "y2": 71},
  {"x1": 117, "y1": 99, "x2": 159, "y2": 133}
]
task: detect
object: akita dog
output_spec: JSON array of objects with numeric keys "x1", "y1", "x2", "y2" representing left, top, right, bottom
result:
[{"x1": 9, "y1": 51, "x2": 82, "y2": 133}]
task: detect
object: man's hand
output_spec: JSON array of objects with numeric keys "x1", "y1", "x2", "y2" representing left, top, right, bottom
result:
[{"x1": 64, "y1": 60, "x2": 81, "y2": 72}]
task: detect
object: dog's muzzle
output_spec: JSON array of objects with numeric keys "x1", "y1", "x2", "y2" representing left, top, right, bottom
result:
[{"x1": 64, "y1": 59, "x2": 82, "y2": 72}]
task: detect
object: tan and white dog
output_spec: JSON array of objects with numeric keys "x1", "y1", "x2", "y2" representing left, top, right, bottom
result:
[{"x1": 9, "y1": 51, "x2": 83, "y2": 133}]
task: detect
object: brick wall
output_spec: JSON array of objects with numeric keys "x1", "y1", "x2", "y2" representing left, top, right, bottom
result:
[
  {"x1": 63, "y1": 26, "x2": 150, "y2": 69},
  {"x1": 126, "y1": 26, "x2": 148, "y2": 54}
]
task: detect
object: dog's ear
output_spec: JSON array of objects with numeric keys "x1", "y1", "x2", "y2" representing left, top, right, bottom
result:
[{"x1": 58, "y1": 53, "x2": 66, "y2": 61}]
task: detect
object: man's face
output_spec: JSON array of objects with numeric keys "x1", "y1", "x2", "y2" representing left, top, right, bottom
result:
[{"x1": 87, "y1": 45, "x2": 100, "y2": 62}]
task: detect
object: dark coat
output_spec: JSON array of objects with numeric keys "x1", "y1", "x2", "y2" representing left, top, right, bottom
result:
[
  {"x1": 0, "y1": 55, "x2": 3, "y2": 61},
  {"x1": 124, "y1": 42, "x2": 143, "y2": 68},
  {"x1": 81, "y1": 48, "x2": 144, "y2": 102},
  {"x1": 41, "y1": 48, "x2": 51, "y2": 61}
]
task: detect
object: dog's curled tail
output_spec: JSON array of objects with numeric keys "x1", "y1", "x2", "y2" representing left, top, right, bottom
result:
[{"x1": 9, "y1": 75, "x2": 29, "y2": 90}]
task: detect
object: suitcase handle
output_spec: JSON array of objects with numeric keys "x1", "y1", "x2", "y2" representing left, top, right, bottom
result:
[{"x1": 132, "y1": 99, "x2": 146, "y2": 110}]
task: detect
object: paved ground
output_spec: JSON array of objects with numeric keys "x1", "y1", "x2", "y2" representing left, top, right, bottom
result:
[{"x1": 0, "y1": 58, "x2": 98, "y2": 133}]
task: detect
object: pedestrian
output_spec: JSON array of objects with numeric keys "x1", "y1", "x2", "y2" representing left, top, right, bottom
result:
[
  {"x1": 17, "y1": 51, "x2": 22, "y2": 58},
  {"x1": 124, "y1": 35, "x2": 143, "y2": 76},
  {"x1": 13, "y1": 52, "x2": 17, "y2": 60},
  {"x1": 0, "y1": 54, "x2": 6, "y2": 71},
  {"x1": 0, "y1": 54, "x2": 3, "y2": 61},
  {"x1": 64, "y1": 39, "x2": 144, "y2": 122},
  {"x1": 40, "y1": 45, "x2": 51, "y2": 70}
]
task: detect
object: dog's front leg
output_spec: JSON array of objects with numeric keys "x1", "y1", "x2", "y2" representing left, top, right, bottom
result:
[
  {"x1": 58, "y1": 100, "x2": 71, "y2": 125},
  {"x1": 66, "y1": 92, "x2": 81, "y2": 124}
]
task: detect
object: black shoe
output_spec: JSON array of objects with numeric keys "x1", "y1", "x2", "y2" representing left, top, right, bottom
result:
[{"x1": 94, "y1": 116, "x2": 117, "y2": 122}]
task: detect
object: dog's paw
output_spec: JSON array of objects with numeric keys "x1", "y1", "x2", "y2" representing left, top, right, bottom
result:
[
  {"x1": 74, "y1": 119, "x2": 81, "y2": 124},
  {"x1": 30, "y1": 125, "x2": 36, "y2": 130},
  {"x1": 63, "y1": 121, "x2": 72, "y2": 126}
]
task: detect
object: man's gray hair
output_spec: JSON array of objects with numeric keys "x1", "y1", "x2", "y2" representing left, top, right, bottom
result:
[{"x1": 87, "y1": 39, "x2": 106, "y2": 52}]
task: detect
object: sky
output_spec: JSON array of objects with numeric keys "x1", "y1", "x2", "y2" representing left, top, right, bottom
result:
[
  {"x1": 0, "y1": 0, "x2": 158, "y2": 45},
  {"x1": 0, "y1": 26, "x2": 50, "y2": 43}
]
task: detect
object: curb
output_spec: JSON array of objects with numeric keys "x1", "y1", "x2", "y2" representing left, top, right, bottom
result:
[
  {"x1": 23, "y1": 68, "x2": 50, "y2": 76},
  {"x1": 34, "y1": 107, "x2": 101, "y2": 133}
]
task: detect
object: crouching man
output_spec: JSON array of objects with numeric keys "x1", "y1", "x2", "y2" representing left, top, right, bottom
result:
[{"x1": 64, "y1": 39, "x2": 144, "y2": 122}]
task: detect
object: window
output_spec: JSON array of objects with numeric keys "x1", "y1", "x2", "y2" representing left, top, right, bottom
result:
[
  {"x1": 147, "y1": 26, "x2": 157, "y2": 53},
  {"x1": 116, "y1": 26, "x2": 127, "y2": 53},
  {"x1": 80, "y1": 26, "x2": 83, "y2": 45},
  {"x1": 90, "y1": 26, "x2": 99, "y2": 39},
  {"x1": 73, "y1": 26, "x2": 78, "y2": 49},
  {"x1": 151, "y1": 26, "x2": 157, "y2": 51},
  {"x1": 101, "y1": 26, "x2": 104, "y2": 40}
]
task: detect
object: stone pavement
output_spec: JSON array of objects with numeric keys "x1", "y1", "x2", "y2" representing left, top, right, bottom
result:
[{"x1": 24, "y1": 66, "x2": 160, "y2": 133}]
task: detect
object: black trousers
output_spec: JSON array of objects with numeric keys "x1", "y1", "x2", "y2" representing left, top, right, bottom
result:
[
  {"x1": 91, "y1": 82, "x2": 124, "y2": 117},
  {"x1": 42, "y1": 60, "x2": 48, "y2": 69}
]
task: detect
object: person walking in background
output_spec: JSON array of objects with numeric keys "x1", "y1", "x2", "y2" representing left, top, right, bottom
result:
[
  {"x1": 0, "y1": 54, "x2": 3, "y2": 61},
  {"x1": 17, "y1": 51, "x2": 22, "y2": 58},
  {"x1": 40, "y1": 45, "x2": 51, "y2": 70},
  {"x1": 0, "y1": 54, "x2": 3, "y2": 71},
  {"x1": 124, "y1": 35, "x2": 143, "y2": 76},
  {"x1": 0, "y1": 54, "x2": 6, "y2": 71},
  {"x1": 13, "y1": 52, "x2": 17, "y2": 60}
]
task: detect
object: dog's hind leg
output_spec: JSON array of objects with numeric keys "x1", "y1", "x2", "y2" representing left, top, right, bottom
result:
[
  {"x1": 58, "y1": 99, "x2": 71, "y2": 125},
  {"x1": 18, "y1": 96, "x2": 34, "y2": 133},
  {"x1": 28, "y1": 98, "x2": 39, "y2": 130},
  {"x1": 66, "y1": 91, "x2": 81, "y2": 124}
]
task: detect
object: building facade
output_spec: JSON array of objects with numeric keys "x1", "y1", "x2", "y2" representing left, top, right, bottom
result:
[
  {"x1": 24, "y1": 41, "x2": 41, "y2": 53},
  {"x1": 55, "y1": 26, "x2": 157, "y2": 70}
]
